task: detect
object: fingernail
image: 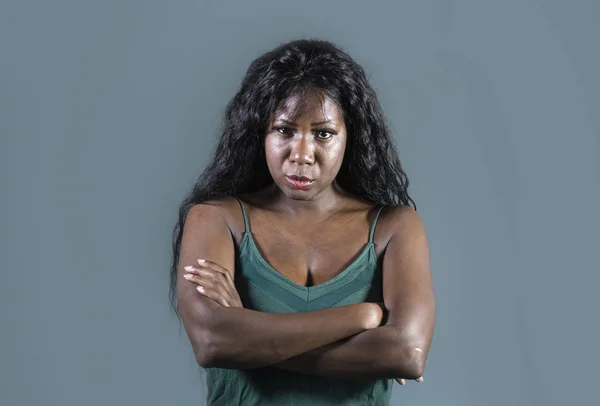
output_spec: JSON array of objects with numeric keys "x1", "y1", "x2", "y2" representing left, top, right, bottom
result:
[
  {"x1": 184, "y1": 266, "x2": 194, "y2": 271},
  {"x1": 197, "y1": 286, "x2": 204, "y2": 292},
  {"x1": 183, "y1": 274, "x2": 192, "y2": 279},
  {"x1": 197, "y1": 259, "x2": 206, "y2": 263}
]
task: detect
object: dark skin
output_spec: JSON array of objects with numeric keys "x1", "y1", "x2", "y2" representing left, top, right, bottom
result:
[{"x1": 177, "y1": 89, "x2": 435, "y2": 383}]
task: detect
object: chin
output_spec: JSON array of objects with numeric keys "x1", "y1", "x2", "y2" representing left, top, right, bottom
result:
[{"x1": 283, "y1": 187, "x2": 316, "y2": 198}]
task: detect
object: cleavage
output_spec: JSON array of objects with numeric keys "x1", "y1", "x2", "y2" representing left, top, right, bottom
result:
[{"x1": 250, "y1": 218, "x2": 369, "y2": 287}]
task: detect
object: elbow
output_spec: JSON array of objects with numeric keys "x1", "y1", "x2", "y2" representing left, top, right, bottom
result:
[
  {"x1": 391, "y1": 347, "x2": 427, "y2": 379},
  {"x1": 386, "y1": 337, "x2": 429, "y2": 379},
  {"x1": 404, "y1": 356, "x2": 426, "y2": 380},
  {"x1": 195, "y1": 352, "x2": 212, "y2": 368},
  {"x1": 193, "y1": 334, "x2": 218, "y2": 368},
  {"x1": 182, "y1": 300, "x2": 230, "y2": 368},
  {"x1": 189, "y1": 314, "x2": 224, "y2": 368},
  {"x1": 382, "y1": 321, "x2": 433, "y2": 379},
  {"x1": 193, "y1": 329, "x2": 227, "y2": 368},
  {"x1": 195, "y1": 348, "x2": 217, "y2": 369}
]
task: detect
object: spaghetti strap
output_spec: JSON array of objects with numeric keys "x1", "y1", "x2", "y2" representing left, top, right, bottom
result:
[
  {"x1": 368, "y1": 206, "x2": 385, "y2": 244},
  {"x1": 233, "y1": 196, "x2": 250, "y2": 233}
]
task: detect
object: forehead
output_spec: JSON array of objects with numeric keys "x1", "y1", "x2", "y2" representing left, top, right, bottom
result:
[{"x1": 272, "y1": 89, "x2": 343, "y2": 123}]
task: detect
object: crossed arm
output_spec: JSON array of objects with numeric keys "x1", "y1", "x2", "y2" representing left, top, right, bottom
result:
[{"x1": 177, "y1": 201, "x2": 435, "y2": 381}]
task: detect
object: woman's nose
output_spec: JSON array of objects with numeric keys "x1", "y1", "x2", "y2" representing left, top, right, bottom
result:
[{"x1": 290, "y1": 137, "x2": 314, "y2": 165}]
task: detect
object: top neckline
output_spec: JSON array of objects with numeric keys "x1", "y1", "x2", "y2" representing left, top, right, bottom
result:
[
  {"x1": 241, "y1": 231, "x2": 376, "y2": 292},
  {"x1": 234, "y1": 196, "x2": 384, "y2": 292}
]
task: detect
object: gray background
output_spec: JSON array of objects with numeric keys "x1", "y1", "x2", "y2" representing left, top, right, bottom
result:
[{"x1": 1, "y1": 0, "x2": 598, "y2": 405}]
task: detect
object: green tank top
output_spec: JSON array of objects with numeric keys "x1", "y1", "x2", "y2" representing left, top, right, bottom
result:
[{"x1": 204, "y1": 196, "x2": 393, "y2": 405}]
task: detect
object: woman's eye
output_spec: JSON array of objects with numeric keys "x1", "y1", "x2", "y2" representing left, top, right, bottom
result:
[
  {"x1": 275, "y1": 127, "x2": 293, "y2": 136},
  {"x1": 273, "y1": 127, "x2": 333, "y2": 139},
  {"x1": 315, "y1": 130, "x2": 333, "y2": 139}
]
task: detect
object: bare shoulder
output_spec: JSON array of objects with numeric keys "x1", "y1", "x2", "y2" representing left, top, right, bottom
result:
[
  {"x1": 185, "y1": 194, "x2": 251, "y2": 249},
  {"x1": 180, "y1": 196, "x2": 241, "y2": 277},
  {"x1": 370, "y1": 205, "x2": 425, "y2": 256},
  {"x1": 382, "y1": 204, "x2": 425, "y2": 235},
  {"x1": 186, "y1": 195, "x2": 241, "y2": 229},
  {"x1": 187, "y1": 195, "x2": 238, "y2": 217}
]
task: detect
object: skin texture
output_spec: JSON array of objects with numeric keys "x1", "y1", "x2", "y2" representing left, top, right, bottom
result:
[{"x1": 177, "y1": 90, "x2": 435, "y2": 383}]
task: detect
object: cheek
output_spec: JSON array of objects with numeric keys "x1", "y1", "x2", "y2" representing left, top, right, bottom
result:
[
  {"x1": 327, "y1": 139, "x2": 347, "y2": 166},
  {"x1": 264, "y1": 139, "x2": 286, "y2": 167}
]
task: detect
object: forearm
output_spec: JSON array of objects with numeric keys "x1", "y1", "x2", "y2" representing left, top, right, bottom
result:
[
  {"x1": 186, "y1": 299, "x2": 380, "y2": 369},
  {"x1": 271, "y1": 325, "x2": 426, "y2": 380}
]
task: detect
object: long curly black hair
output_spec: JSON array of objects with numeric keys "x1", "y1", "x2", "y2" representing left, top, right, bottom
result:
[{"x1": 169, "y1": 38, "x2": 416, "y2": 317}]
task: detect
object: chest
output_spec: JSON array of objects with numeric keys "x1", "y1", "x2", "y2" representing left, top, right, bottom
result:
[
  {"x1": 258, "y1": 234, "x2": 368, "y2": 286},
  {"x1": 236, "y1": 214, "x2": 382, "y2": 288},
  {"x1": 236, "y1": 229, "x2": 384, "y2": 312}
]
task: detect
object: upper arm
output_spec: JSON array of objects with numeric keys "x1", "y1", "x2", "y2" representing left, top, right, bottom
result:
[
  {"x1": 177, "y1": 200, "x2": 236, "y2": 362},
  {"x1": 382, "y1": 206, "x2": 436, "y2": 363}
]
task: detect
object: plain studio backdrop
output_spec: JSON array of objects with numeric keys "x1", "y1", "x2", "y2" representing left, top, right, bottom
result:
[{"x1": 1, "y1": 1, "x2": 598, "y2": 405}]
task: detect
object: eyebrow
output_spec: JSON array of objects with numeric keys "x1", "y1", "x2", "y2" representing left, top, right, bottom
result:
[{"x1": 275, "y1": 119, "x2": 336, "y2": 126}]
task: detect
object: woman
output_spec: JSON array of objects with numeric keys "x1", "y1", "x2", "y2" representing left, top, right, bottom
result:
[{"x1": 169, "y1": 39, "x2": 435, "y2": 405}]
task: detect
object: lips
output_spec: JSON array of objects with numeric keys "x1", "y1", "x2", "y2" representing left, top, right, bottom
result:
[
  {"x1": 287, "y1": 175, "x2": 313, "y2": 182},
  {"x1": 285, "y1": 175, "x2": 314, "y2": 190}
]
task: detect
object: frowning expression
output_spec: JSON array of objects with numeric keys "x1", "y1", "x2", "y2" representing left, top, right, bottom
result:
[{"x1": 264, "y1": 90, "x2": 347, "y2": 198}]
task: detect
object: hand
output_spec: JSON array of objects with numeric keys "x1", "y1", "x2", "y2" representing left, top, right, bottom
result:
[
  {"x1": 395, "y1": 376, "x2": 424, "y2": 386},
  {"x1": 183, "y1": 259, "x2": 244, "y2": 308}
]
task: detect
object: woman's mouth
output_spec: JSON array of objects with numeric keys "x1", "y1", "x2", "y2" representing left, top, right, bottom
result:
[{"x1": 285, "y1": 176, "x2": 314, "y2": 190}]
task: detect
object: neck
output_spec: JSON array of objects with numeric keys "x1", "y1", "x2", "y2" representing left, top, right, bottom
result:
[{"x1": 265, "y1": 181, "x2": 350, "y2": 218}]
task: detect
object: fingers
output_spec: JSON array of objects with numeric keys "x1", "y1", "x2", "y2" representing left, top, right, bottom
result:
[
  {"x1": 186, "y1": 260, "x2": 233, "y2": 284},
  {"x1": 183, "y1": 271, "x2": 232, "y2": 303},
  {"x1": 196, "y1": 259, "x2": 234, "y2": 282},
  {"x1": 183, "y1": 266, "x2": 231, "y2": 305},
  {"x1": 395, "y1": 376, "x2": 424, "y2": 386},
  {"x1": 182, "y1": 260, "x2": 244, "y2": 307},
  {"x1": 184, "y1": 261, "x2": 229, "y2": 285},
  {"x1": 183, "y1": 267, "x2": 224, "y2": 289},
  {"x1": 195, "y1": 284, "x2": 230, "y2": 307}
]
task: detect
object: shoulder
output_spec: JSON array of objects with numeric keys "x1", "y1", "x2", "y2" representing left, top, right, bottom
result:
[
  {"x1": 384, "y1": 204, "x2": 422, "y2": 226},
  {"x1": 186, "y1": 195, "x2": 250, "y2": 241},
  {"x1": 187, "y1": 195, "x2": 236, "y2": 218},
  {"x1": 379, "y1": 205, "x2": 426, "y2": 246},
  {"x1": 186, "y1": 195, "x2": 242, "y2": 230}
]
